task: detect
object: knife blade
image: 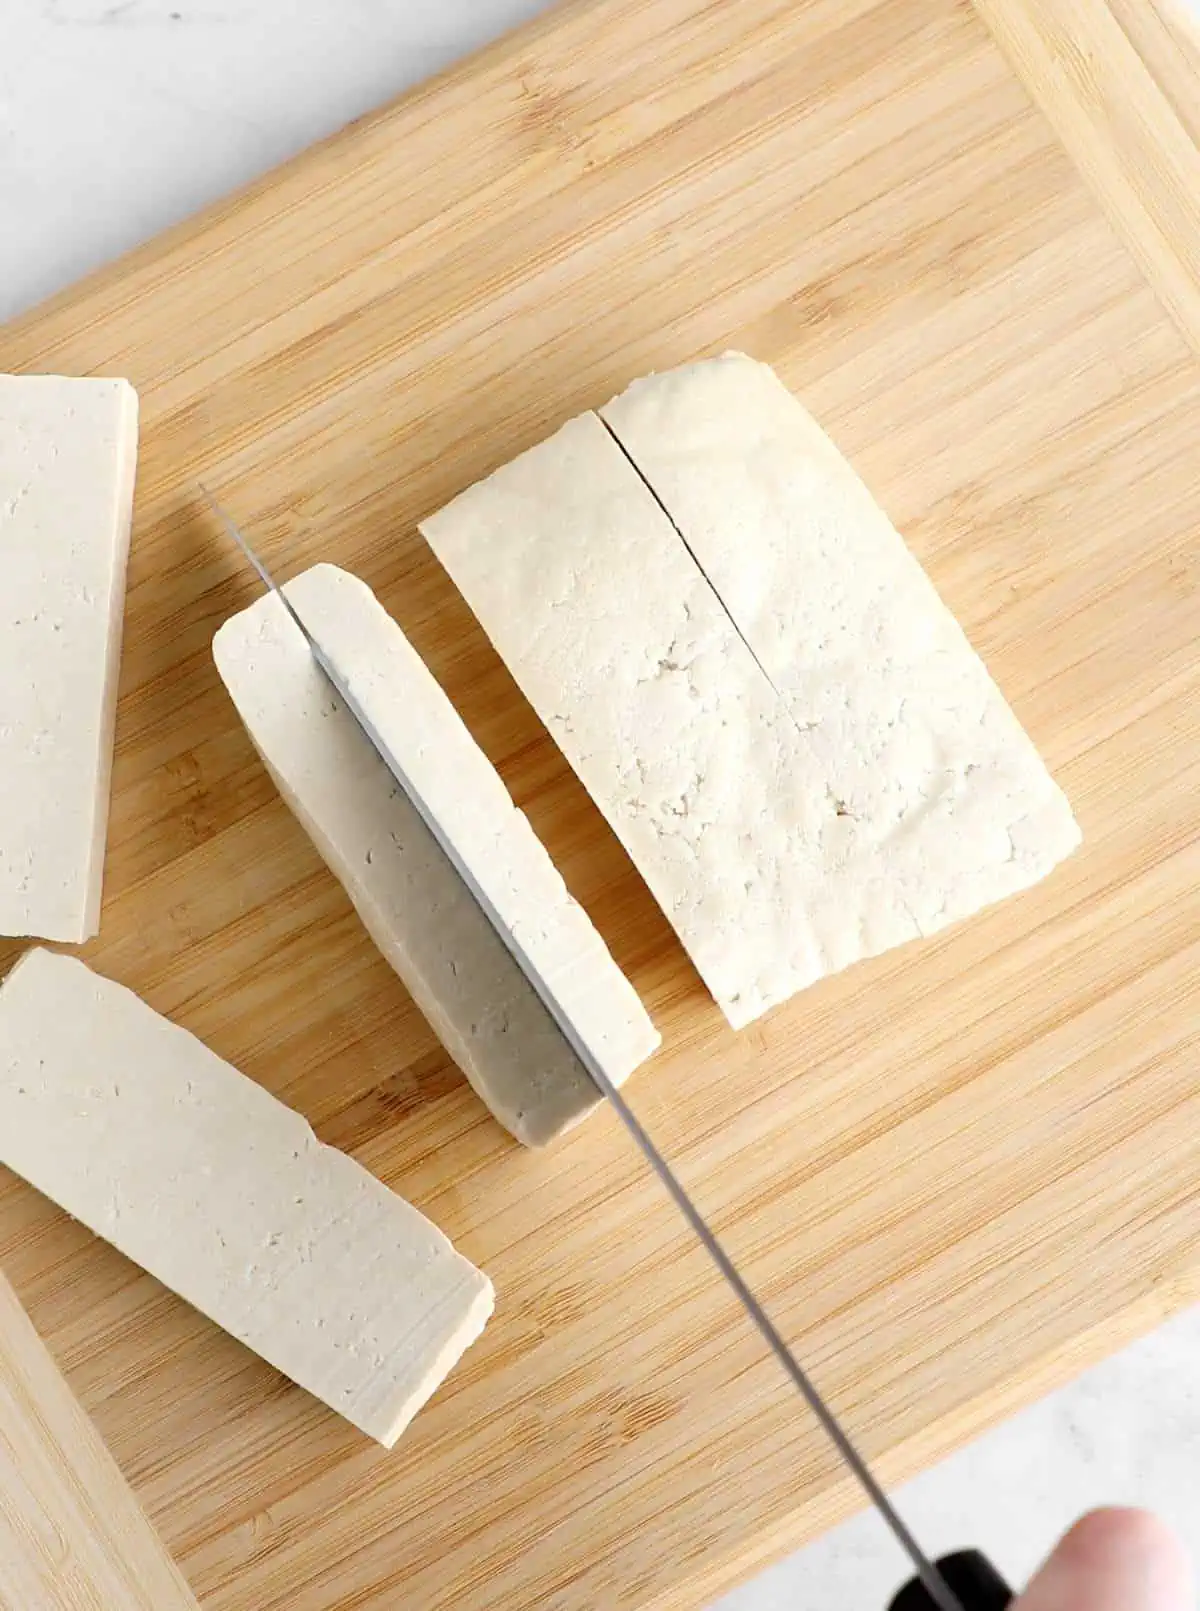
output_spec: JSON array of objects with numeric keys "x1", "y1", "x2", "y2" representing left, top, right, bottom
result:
[{"x1": 203, "y1": 486, "x2": 992, "y2": 1611}]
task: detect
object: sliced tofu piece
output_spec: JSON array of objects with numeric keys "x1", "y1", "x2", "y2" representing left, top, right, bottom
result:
[
  {"x1": 600, "y1": 349, "x2": 1081, "y2": 930},
  {"x1": 421, "y1": 411, "x2": 831, "y2": 1028},
  {"x1": 0, "y1": 1265, "x2": 201, "y2": 1609},
  {"x1": 0, "y1": 375, "x2": 138, "y2": 943},
  {"x1": 213, "y1": 566, "x2": 657, "y2": 1145},
  {"x1": 0, "y1": 949, "x2": 493, "y2": 1449}
]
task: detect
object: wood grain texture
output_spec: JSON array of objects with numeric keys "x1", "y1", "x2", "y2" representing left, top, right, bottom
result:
[
  {"x1": 973, "y1": 0, "x2": 1200, "y2": 350},
  {"x1": 0, "y1": 0, "x2": 1198, "y2": 1607},
  {"x1": 0, "y1": 1268, "x2": 200, "y2": 1610},
  {"x1": 1107, "y1": 0, "x2": 1200, "y2": 146}
]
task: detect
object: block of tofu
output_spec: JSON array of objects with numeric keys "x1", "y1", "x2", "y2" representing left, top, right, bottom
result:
[
  {"x1": 601, "y1": 350, "x2": 1080, "y2": 931},
  {"x1": 0, "y1": 375, "x2": 139, "y2": 943},
  {"x1": 422, "y1": 393, "x2": 1080, "y2": 1028},
  {"x1": 213, "y1": 566, "x2": 657, "y2": 1145},
  {"x1": 0, "y1": 949, "x2": 493, "y2": 1449}
]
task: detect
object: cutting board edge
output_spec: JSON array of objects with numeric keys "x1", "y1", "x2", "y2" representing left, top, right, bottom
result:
[
  {"x1": 971, "y1": 0, "x2": 1200, "y2": 354},
  {"x1": 0, "y1": 0, "x2": 587, "y2": 355}
]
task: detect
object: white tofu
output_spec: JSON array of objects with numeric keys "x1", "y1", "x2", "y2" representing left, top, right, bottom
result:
[
  {"x1": 213, "y1": 566, "x2": 657, "y2": 1145},
  {"x1": 422, "y1": 390, "x2": 1080, "y2": 1028},
  {"x1": 0, "y1": 375, "x2": 138, "y2": 943},
  {"x1": 421, "y1": 412, "x2": 833, "y2": 1028},
  {"x1": 601, "y1": 350, "x2": 1080, "y2": 941},
  {"x1": 0, "y1": 948, "x2": 493, "y2": 1449}
]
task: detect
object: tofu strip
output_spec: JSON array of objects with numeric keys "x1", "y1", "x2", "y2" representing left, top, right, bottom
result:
[
  {"x1": 214, "y1": 566, "x2": 657, "y2": 1145},
  {"x1": 0, "y1": 949, "x2": 493, "y2": 1449},
  {"x1": 600, "y1": 351, "x2": 1080, "y2": 933},
  {"x1": 0, "y1": 376, "x2": 138, "y2": 942}
]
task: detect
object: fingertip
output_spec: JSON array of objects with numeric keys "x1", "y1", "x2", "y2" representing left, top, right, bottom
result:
[
  {"x1": 1061, "y1": 1507, "x2": 1190, "y2": 1577},
  {"x1": 1020, "y1": 1508, "x2": 1192, "y2": 1611}
]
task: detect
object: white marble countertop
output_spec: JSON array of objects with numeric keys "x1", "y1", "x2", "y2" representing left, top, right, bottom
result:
[{"x1": 4, "y1": 1, "x2": 1199, "y2": 1606}]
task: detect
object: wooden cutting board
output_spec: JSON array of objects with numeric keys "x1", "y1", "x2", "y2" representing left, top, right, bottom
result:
[{"x1": 1, "y1": 0, "x2": 1198, "y2": 1606}]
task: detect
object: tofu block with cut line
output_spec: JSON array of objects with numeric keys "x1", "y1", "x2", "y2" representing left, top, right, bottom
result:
[
  {"x1": 0, "y1": 375, "x2": 138, "y2": 942},
  {"x1": 421, "y1": 396, "x2": 1079, "y2": 1029},
  {"x1": 421, "y1": 411, "x2": 835, "y2": 1028},
  {"x1": 213, "y1": 566, "x2": 657, "y2": 1145},
  {"x1": 0, "y1": 948, "x2": 493, "y2": 1449},
  {"x1": 600, "y1": 350, "x2": 1081, "y2": 937}
]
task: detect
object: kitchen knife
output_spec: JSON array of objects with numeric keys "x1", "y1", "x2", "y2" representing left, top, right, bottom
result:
[{"x1": 203, "y1": 487, "x2": 1012, "y2": 1611}]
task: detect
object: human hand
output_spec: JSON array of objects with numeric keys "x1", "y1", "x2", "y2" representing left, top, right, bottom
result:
[{"x1": 1016, "y1": 1509, "x2": 1191, "y2": 1610}]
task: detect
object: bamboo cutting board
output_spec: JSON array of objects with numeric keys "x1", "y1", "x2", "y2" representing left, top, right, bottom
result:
[{"x1": 1, "y1": 0, "x2": 1198, "y2": 1606}]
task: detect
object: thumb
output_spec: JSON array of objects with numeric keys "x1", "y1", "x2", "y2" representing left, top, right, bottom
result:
[{"x1": 1017, "y1": 1509, "x2": 1191, "y2": 1611}]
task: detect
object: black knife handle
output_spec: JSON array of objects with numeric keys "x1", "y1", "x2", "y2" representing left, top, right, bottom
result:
[{"x1": 889, "y1": 1550, "x2": 1014, "y2": 1611}]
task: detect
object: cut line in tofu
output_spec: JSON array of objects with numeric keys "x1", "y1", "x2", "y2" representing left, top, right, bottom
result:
[
  {"x1": 0, "y1": 949, "x2": 493, "y2": 1449},
  {"x1": 0, "y1": 1265, "x2": 201, "y2": 1610},
  {"x1": 213, "y1": 565, "x2": 658, "y2": 1146},
  {"x1": 0, "y1": 376, "x2": 138, "y2": 943},
  {"x1": 421, "y1": 388, "x2": 1080, "y2": 1028}
]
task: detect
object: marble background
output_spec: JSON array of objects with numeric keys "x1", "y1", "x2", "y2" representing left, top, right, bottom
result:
[{"x1": 4, "y1": 0, "x2": 1199, "y2": 1605}]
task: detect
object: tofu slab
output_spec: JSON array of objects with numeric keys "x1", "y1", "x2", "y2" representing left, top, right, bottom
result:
[
  {"x1": 422, "y1": 393, "x2": 1080, "y2": 1027},
  {"x1": 421, "y1": 412, "x2": 835, "y2": 1027},
  {"x1": 0, "y1": 949, "x2": 493, "y2": 1449},
  {"x1": 0, "y1": 376, "x2": 138, "y2": 942},
  {"x1": 601, "y1": 350, "x2": 1080, "y2": 938},
  {"x1": 214, "y1": 566, "x2": 657, "y2": 1145}
]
